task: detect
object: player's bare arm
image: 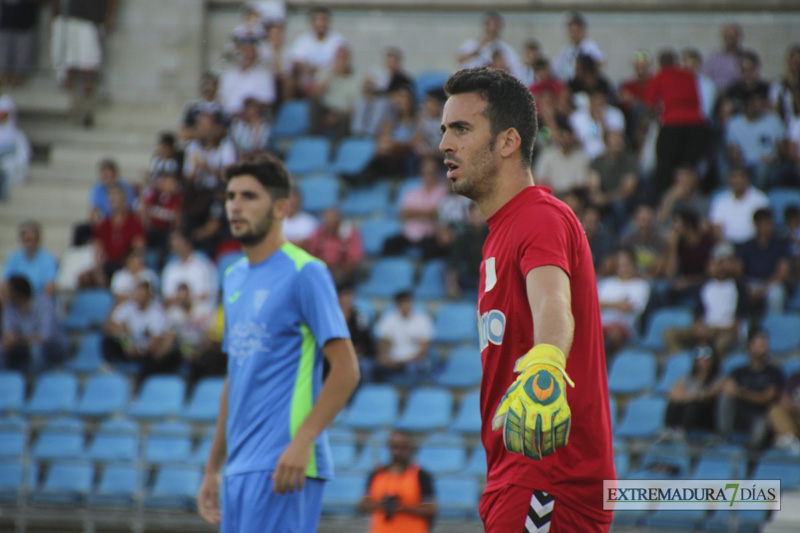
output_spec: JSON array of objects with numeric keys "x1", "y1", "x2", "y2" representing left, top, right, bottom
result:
[
  {"x1": 272, "y1": 337, "x2": 360, "y2": 494},
  {"x1": 526, "y1": 265, "x2": 574, "y2": 356},
  {"x1": 197, "y1": 377, "x2": 228, "y2": 525}
]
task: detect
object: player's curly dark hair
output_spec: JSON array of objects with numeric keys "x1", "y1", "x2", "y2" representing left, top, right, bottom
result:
[
  {"x1": 444, "y1": 67, "x2": 538, "y2": 167},
  {"x1": 225, "y1": 153, "x2": 292, "y2": 200}
]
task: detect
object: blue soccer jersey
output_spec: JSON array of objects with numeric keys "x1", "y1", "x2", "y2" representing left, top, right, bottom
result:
[{"x1": 221, "y1": 243, "x2": 349, "y2": 480}]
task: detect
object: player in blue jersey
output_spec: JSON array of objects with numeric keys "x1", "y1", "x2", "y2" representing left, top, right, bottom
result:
[{"x1": 197, "y1": 154, "x2": 360, "y2": 532}]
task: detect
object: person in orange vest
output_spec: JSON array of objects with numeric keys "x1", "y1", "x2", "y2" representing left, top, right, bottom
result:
[{"x1": 357, "y1": 430, "x2": 437, "y2": 533}]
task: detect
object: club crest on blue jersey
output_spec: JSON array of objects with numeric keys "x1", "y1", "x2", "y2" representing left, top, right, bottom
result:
[
  {"x1": 478, "y1": 309, "x2": 506, "y2": 351},
  {"x1": 228, "y1": 321, "x2": 272, "y2": 365}
]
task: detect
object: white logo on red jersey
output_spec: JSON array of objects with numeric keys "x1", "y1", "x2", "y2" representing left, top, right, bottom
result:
[
  {"x1": 478, "y1": 309, "x2": 506, "y2": 351},
  {"x1": 485, "y1": 257, "x2": 497, "y2": 292}
]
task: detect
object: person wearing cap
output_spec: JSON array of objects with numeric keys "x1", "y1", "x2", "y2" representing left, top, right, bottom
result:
[{"x1": 553, "y1": 11, "x2": 605, "y2": 81}]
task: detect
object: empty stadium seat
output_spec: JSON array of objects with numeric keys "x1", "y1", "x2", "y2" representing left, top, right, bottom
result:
[
  {"x1": 73, "y1": 372, "x2": 129, "y2": 418},
  {"x1": 464, "y1": 446, "x2": 486, "y2": 477},
  {"x1": 615, "y1": 452, "x2": 629, "y2": 478},
  {"x1": 31, "y1": 416, "x2": 85, "y2": 461},
  {"x1": 639, "y1": 307, "x2": 693, "y2": 351},
  {"x1": 450, "y1": 389, "x2": 481, "y2": 434},
  {"x1": 615, "y1": 396, "x2": 667, "y2": 439},
  {"x1": 414, "y1": 70, "x2": 450, "y2": 103},
  {"x1": 436, "y1": 347, "x2": 482, "y2": 389},
  {"x1": 607, "y1": 350, "x2": 657, "y2": 395},
  {"x1": 357, "y1": 257, "x2": 415, "y2": 298},
  {"x1": 0, "y1": 426, "x2": 25, "y2": 458},
  {"x1": 295, "y1": 173, "x2": 340, "y2": 214},
  {"x1": 62, "y1": 289, "x2": 114, "y2": 330},
  {"x1": 145, "y1": 432, "x2": 193, "y2": 466},
  {"x1": 330, "y1": 442, "x2": 357, "y2": 472},
  {"x1": 654, "y1": 350, "x2": 692, "y2": 395},
  {"x1": 33, "y1": 460, "x2": 93, "y2": 504},
  {"x1": 330, "y1": 138, "x2": 376, "y2": 176},
  {"x1": 417, "y1": 444, "x2": 466, "y2": 475},
  {"x1": 187, "y1": 438, "x2": 213, "y2": 467},
  {"x1": 66, "y1": 333, "x2": 104, "y2": 373},
  {"x1": 182, "y1": 377, "x2": 225, "y2": 423},
  {"x1": 145, "y1": 466, "x2": 202, "y2": 509},
  {"x1": 340, "y1": 183, "x2": 392, "y2": 217},
  {"x1": 762, "y1": 313, "x2": 800, "y2": 353},
  {"x1": 128, "y1": 375, "x2": 185, "y2": 420},
  {"x1": 0, "y1": 460, "x2": 37, "y2": 501},
  {"x1": 23, "y1": 371, "x2": 78, "y2": 416},
  {"x1": 360, "y1": 218, "x2": 402, "y2": 256},
  {"x1": 395, "y1": 388, "x2": 453, "y2": 432},
  {"x1": 432, "y1": 302, "x2": 479, "y2": 345},
  {"x1": 609, "y1": 395, "x2": 617, "y2": 429},
  {"x1": 435, "y1": 476, "x2": 480, "y2": 517},
  {"x1": 783, "y1": 357, "x2": 800, "y2": 379},
  {"x1": 322, "y1": 475, "x2": 364, "y2": 512},
  {"x1": 753, "y1": 456, "x2": 800, "y2": 489},
  {"x1": 271, "y1": 99, "x2": 310, "y2": 139},
  {"x1": 88, "y1": 463, "x2": 139, "y2": 506},
  {"x1": 627, "y1": 442, "x2": 691, "y2": 480},
  {"x1": 721, "y1": 352, "x2": 749, "y2": 376},
  {"x1": 284, "y1": 136, "x2": 331, "y2": 175},
  {"x1": 414, "y1": 260, "x2": 447, "y2": 301},
  {"x1": 0, "y1": 371, "x2": 24, "y2": 414},
  {"x1": 83, "y1": 418, "x2": 138, "y2": 463},
  {"x1": 767, "y1": 187, "x2": 800, "y2": 226},
  {"x1": 340, "y1": 385, "x2": 399, "y2": 430}
]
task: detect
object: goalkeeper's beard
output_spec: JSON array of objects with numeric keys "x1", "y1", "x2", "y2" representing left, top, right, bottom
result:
[{"x1": 232, "y1": 206, "x2": 275, "y2": 247}]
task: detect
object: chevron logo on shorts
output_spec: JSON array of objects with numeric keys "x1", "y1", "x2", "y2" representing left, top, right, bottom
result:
[{"x1": 525, "y1": 490, "x2": 555, "y2": 533}]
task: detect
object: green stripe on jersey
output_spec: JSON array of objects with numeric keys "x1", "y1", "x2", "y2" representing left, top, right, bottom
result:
[
  {"x1": 223, "y1": 257, "x2": 248, "y2": 277},
  {"x1": 291, "y1": 323, "x2": 318, "y2": 478},
  {"x1": 282, "y1": 242, "x2": 324, "y2": 271}
]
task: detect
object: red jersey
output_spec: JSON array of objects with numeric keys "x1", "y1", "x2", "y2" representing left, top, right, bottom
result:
[
  {"x1": 477, "y1": 186, "x2": 614, "y2": 523},
  {"x1": 94, "y1": 211, "x2": 144, "y2": 264},
  {"x1": 141, "y1": 187, "x2": 183, "y2": 231},
  {"x1": 644, "y1": 66, "x2": 705, "y2": 126}
]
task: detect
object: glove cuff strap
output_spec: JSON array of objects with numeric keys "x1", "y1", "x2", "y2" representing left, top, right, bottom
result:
[{"x1": 515, "y1": 344, "x2": 576, "y2": 387}]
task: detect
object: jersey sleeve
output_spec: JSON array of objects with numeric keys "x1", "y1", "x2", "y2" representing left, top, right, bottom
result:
[
  {"x1": 297, "y1": 261, "x2": 351, "y2": 347},
  {"x1": 418, "y1": 469, "x2": 435, "y2": 500},
  {"x1": 516, "y1": 203, "x2": 573, "y2": 279}
]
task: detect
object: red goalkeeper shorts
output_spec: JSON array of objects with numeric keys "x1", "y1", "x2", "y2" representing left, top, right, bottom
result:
[{"x1": 479, "y1": 484, "x2": 610, "y2": 533}]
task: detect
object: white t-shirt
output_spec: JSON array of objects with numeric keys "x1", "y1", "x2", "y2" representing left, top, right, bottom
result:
[
  {"x1": 218, "y1": 65, "x2": 276, "y2": 115},
  {"x1": 289, "y1": 30, "x2": 345, "y2": 72},
  {"x1": 283, "y1": 212, "x2": 318, "y2": 244},
  {"x1": 534, "y1": 145, "x2": 591, "y2": 194},
  {"x1": 111, "y1": 301, "x2": 166, "y2": 350},
  {"x1": 569, "y1": 106, "x2": 626, "y2": 159},
  {"x1": 701, "y1": 278, "x2": 738, "y2": 329},
  {"x1": 458, "y1": 38, "x2": 525, "y2": 81},
  {"x1": 597, "y1": 277, "x2": 651, "y2": 331},
  {"x1": 166, "y1": 303, "x2": 214, "y2": 348},
  {"x1": 554, "y1": 38, "x2": 605, "y2": 80},
  {"x1": 182, "y1": 138, "x2": 237, "y2": 190},
  {"x1": 375, "y1": 309, "x2": 434, "y2": 364},
  {"x1": 709, "y1": 186, "x2": 770, "y2": 244},
  {"x1": 161, "y1": 252, "x2": 219, "y2": 306},
  {"x1": 110, "y1": 268, "x2": 160, "y2": 299}
]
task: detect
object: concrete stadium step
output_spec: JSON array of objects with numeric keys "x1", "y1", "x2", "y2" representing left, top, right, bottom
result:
[
  {"x1": 93, "y1": 102, "x2": 185, "y2": 130},
  {"x1": 29, "y1": 164, "x2": 97, "y2": 183},
  {"x1": 22, "y1": 122, "x2": 158, "y2": 151},
  {"x1": 0, "y1": 196, "x2": 87, "y2": 222},
  {"x1": 10, "y1": 182, "x2": 89, "y2": 210},
  {"x1": 7, "y1": 85, "x2": 74, "y2": 117},
  {"x1": 49, "y1": 145, "x2": 153, "y2": 175}
]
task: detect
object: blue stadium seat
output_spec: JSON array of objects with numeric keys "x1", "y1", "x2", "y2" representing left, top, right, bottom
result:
[
  {"x1": 450, "y1": 390, "x2": 481, "y2": 434},
  {"x1": 83, "y1": 418, "x2": 138, "y2": 463},
  {"x1": 692, "y1": 457, "x2": 739, "y2": 480},
  {"x1": 330, "y1": 137, "x2": 376, "y2": 176},
  {"x1": 435, "y1": 476, "x2": 480, "y2": 517},
  {"x1": 417, "y1": 444, "x2": 466, "y2": 475},
  {"x1": 393, "y1": 177, "x2": 422, "y2": 213},
  {"x1": 340, "y1": 183, "x2": 392, "y2": 217},
  {"x1": 73, "y1": 373, "x2": 129, "y2": 418},
  {"x1": 31, "y1": 416, "x2": 84, "y2": 461},
  {"x1": 414, "y1": 260, "x2": 447, "y2": 301},
  {"x1": 33, "y1": 460, "x2": 93, "y2": 504},
  {"x1": 0, "y1": 371, "x2": 24, "y2": 414},
  {"x1": 66, "y1": 333, "x2": 103, "y2": 373},
  {"x1": 414, "y1": 70, "x2": 450, "y2": 103},
  {"x1": 783, "y1": 357, "x2": 800, "y2": 379},
  {"x1": 284, "y1": 136, "x2": 331, "y2": 175},
  {"x1": 145, "y1": 466, "x2": 202, "y2": 509},
  {"x1": 395, "y1": 388, "x2": 453, "y2": 432},
  {"x1": 753, "y1": 456, "x2": 800, "y2": 489},
  {"x1": 615, "y1": 396, "x2": 667, "y2": 439},
  {"x1": 63, "y1": 289, "x2": 114, "y2": 330},
  {"x1": 768, "y1": 187, "x2": 800, "y2": 226},
  {"x1": 762, "y1": 313, "x2": 800, "y2": 353},
  {"x1": 128, "y1": 375, "x2": 185, "y2": 420},
  {"x1": 271, "y1": 99, "x2": 310, "y2": 139},
  {"x1": 609, "y1": 395, "x2": 617, "y2": 429},
  {"x1": 357, "y1": 257, "x2": 414, "y2": 299},
  {"x1": 706, "y1": 508, "x2": 770, "y2": 532},
  {"x1": 322, "y1": 475, "x2": 364, "y2": 513},
  {"x1": 182, "y1": 377, "x2": 225, "y2": 423},
  {"x1": 295, "y1": 174, "x2": 340, "y2": 214},
  {"x1": 327, "y1": 426, "x2": 356, "y2": 444},
  {"x1": 646, "y1": 509, "x2": 707, "y2": 530},
  {"x1": 721, "y1": 352, "x2": 750, "y2": 376},
  {"x1": 639, "y1": 307, "x2": 693, "y2": 351},
  {"x1": 339, "y1": 384, "x2": 399, "y2": 430},
  {"x1": 187, "y1": 438, "x2": 213, "y2": 467},
  {"x1": 349, "y1": 442, "x2": 388, "y2": 474},
  {"x1": 654, "y1": 350, "x2": 693, "y2": 395},
  {"x1": 0, "y1": 426, "x2": 25, "y2": 458},
  {"x1": 464, "y1": 446, "x2": 486, "y2": 477},
  {"x1": 360, "y1": 218, "x2": 402, "y2": 256},
  {"x1": 23, "y1": 371, "x2": 78, "y2": 416},
  {"x1": 88, "y1": 463, "x2": 139, "y2": 506},
  {"x1": 628, "y1": 442, "x2": 691, "y2": 480},
  {"x1": 615, "y1": 452, "x2": 630, "y2": 478},
  {"x1": 432, "y1": 302, "x2": 479, "y2": 345},
  {"x1": 330, "y1": 442, "x2": 357, "y2": 471},
  {"x1": 607, "y1": 350, "x2": 657, "y2": 395},
  {"x1": 0, "y1": 460, "x2": 38, "y2": 501},
  {"x1": 436, "y1": 347, "x2": 482, "y2": 389},
  {"x1": 145, "y1": 433, "x2": 193, "y2": 465}
]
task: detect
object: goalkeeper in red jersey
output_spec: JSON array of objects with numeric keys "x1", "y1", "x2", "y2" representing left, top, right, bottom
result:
[{"x1": 439, "y1": 67, "x2": 615, "y2": 532}]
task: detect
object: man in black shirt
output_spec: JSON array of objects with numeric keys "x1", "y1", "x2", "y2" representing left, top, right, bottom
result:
[{"x1": 718, "y1": 328, "x2": 783, "y2": 449}]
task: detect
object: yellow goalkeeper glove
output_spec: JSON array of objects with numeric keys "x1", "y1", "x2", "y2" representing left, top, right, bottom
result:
[{"x1": 491, "y1": 344, "x2": 575, "y2": 460}]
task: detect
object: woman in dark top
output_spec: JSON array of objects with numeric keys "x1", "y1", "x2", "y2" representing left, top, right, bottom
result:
[{"x1": 662, "y1": 345, "x2": 724, "y2": 440}]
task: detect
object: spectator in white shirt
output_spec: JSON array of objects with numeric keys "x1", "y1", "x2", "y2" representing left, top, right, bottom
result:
[
  {"x1": 553, "y1": 11, "x2": 605, "y2": 81},
  {"x1": 282, "y1": 188, "x2": 318, "y2": 249},
  {"x1": 218, "y1": 40, "x2": 276, "y2": 117},
  {"x1": 569, "y1": 88, "x2": 626, "y2": 159},
  {"x1": 598, "y1": 248, "x2": 651, "y2": 356},
  {"x1": 373, "y1": 291, "x2": 434, "y2": 386},
  {"x1": 161, "y1": 231, "x2": 218, "y2": 308},
  {"x1": 709, "y1": 168, "x2": 769, "y2": 244},
  {"x1": 182, "y1": 112, "x2": 237, "y2": 191},
  {"x1": 534, "y1": 119, "x2": 591, "y2": 196},
  {"x1": 287, "y1": 6, "x2": 345, "y2": 97},
  {"x1": 457, "y1": 11, "x2": 524, "y2": 81},
  {"x1": 109, "y1": 250, "x2": 160, "y2": 303}
]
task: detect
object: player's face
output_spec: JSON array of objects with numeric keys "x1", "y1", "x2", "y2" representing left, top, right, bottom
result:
[
  {"x1": 439, "y1": 93, "x2": 499, "y2": 201},
  {"x1": 225, "y1": 175, "x2": 278, "y2": 247}
]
